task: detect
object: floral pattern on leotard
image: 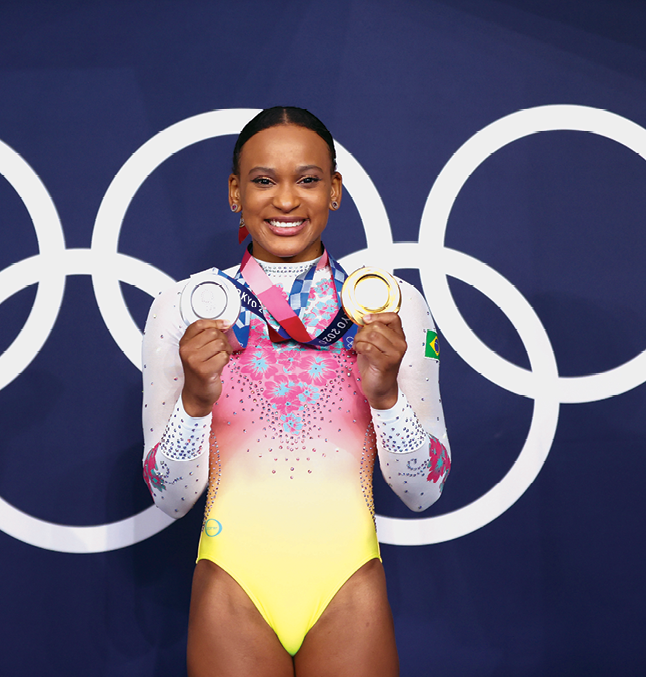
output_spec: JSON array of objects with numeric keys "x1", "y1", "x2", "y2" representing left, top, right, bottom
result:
[
  {"x1": 143, "y1": 444, "x2": 166, "y2": 493},
  {"x1": 427, "y1": 435, "x2": 451, "y2": 491},
  {"x1": 237, "y1": 276, "x2": 349, "y2": 435},
  {"x1": 396, "y1": 434, "x2": 450, "y2": 493}
]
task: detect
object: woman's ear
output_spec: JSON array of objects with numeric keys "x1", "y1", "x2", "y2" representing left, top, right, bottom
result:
[
  {"x1": 229, "y1": 174, "x2": 241, "y2": 210},
  {"x1": 330, "y1": 171, "x2": 342, "y2": 210}
]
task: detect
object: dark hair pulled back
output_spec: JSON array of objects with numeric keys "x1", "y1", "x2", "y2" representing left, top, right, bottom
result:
[{"x1": 232, "y1": 106, "x2": 337, "y2": 175}]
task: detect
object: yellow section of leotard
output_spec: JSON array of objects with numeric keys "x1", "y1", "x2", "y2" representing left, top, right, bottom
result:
[{"x1": 197, "y1": 457, "x2": 380, "y2": 655}]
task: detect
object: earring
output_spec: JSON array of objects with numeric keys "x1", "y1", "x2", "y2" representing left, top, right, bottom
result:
[
  {"x1": 238, "y1": 214, "x2": 249, "y2": 244},
  {"x1": 231, "y1": 204, "x2": 238, "y2": 212},
  {"x1": 331, "y1": 201, "x2": 338, "y2": 210}
]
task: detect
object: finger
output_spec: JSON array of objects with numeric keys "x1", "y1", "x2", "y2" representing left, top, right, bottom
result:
[
  {"x1": 181, "y1": 324, "x2": 233, "y2": 353},
  {"x1": 180, "y1": 332, "x2": 233, "y2": 378},
  {"x1": 208, "y1": 349, "x2": 232, "y2": 370},
  {"x1": 185, "y1": 337, "x2": 233, "y2": 367},
  {"x1": 355, "y1": 323, "x2": 406, "y2": 356},
  {"x1": 192, "y1": 349, "x2": 231, "y2": 376},
  {"x1": 182, "y1": 318, "x2": 218, "y2": 338},
  {"x1": 363, "y1": 312, "x2": 403, "y2": 332},
  {"x1": 182, "y1": 318, "x2": 231, "y2": 342},
  {"x1": 354, "y1": 337, "x2": 397, "y2": 361}
]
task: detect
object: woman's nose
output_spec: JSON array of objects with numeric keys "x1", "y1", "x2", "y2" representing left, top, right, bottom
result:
[{"x1": 273, "y1": 183, "x2": 299, "y2": 211}]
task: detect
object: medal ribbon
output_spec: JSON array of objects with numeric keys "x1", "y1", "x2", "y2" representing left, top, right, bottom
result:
[{"x1": 218, "y1": 245, "x2": 357, "y2": 349}]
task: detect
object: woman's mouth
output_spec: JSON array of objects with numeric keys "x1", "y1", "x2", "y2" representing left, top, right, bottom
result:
[{"x1": 266, "y1": 219, "x2": 307, "y2": 236}]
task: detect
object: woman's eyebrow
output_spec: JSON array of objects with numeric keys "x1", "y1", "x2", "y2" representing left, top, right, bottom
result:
[
  {"x1": 248, "y1": 166, "x2": 276, "y2": 175},
  {"x1": 248, "y1": 164, "x2": 324, "y2": 176}
]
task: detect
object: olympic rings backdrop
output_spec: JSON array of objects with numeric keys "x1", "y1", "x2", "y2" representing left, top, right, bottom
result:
[{"x1": 2, "y1": 1, "x2": 646, "y2": 675}]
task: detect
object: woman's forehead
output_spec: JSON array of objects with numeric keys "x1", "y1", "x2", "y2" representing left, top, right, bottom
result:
[{"x1": 239, "y1": 124, "x2": 332, "y2": 171}]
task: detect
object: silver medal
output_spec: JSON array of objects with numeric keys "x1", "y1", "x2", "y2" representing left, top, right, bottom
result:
[{"x1": 180, "y1": 270, "x2": 241, "y2": 327}]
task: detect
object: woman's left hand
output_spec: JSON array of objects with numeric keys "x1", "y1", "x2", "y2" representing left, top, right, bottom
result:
[{"x1": 353, "y1": 312, "x2": 407, "y2": 410}]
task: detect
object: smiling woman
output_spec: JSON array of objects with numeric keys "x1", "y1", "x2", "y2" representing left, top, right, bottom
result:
[
  {"x1": 140, "y1": 106, "x2": 451, "y2": 677},
  {"x1": 229, "y1": 118, "x2": 342, "y2": 263}
]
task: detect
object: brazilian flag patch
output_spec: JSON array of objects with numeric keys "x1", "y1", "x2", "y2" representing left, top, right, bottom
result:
[{"x1": 425, "y1": 330, "x2": 440, "y2": 360}]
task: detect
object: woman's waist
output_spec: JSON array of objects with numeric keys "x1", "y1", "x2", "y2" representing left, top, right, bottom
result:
[{"x1": 201, "y1": 475, "x2": 377, "y2": 552}]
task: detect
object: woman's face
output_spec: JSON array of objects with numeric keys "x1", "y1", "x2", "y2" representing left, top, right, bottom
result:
[{"x1": 229, "y1": 124, "x2": 342, "y2": 263}]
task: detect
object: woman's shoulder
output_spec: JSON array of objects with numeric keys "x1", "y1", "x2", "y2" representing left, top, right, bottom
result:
[
  {"x1": 395, "y1": 277, "x2": 430, "y2": 311},
  {"x1": 394, "y1": 277, "x2": 436, "y2": 331}
]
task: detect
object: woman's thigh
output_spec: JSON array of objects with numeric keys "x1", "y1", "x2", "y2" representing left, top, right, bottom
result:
[
  {"x1": 293, "y1": 558, "x2": 399, "y2": 677},
  {"x1": 187, "y1": 560, "x2": 294, "y2": 677}
]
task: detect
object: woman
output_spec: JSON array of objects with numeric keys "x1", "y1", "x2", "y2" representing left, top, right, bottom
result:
[{"x1": 142, "y1": 107, "x2": 450, "y2": 677}]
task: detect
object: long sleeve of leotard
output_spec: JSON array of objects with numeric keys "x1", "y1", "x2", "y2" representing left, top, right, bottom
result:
[
  {"x1": 142, "y1": 280, "x2": 212, "y2": 518},
  {"x1": 370, "y1": 279, "x2": 451, "y2": 512}
]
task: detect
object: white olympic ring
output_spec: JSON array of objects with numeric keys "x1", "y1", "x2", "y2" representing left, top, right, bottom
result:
[
  {"x1": 375, "y1": 105, "x2": 646, "y2": 545},
  {"x1": 1, "y1": 105, "x2": 645, "y2": 552}
]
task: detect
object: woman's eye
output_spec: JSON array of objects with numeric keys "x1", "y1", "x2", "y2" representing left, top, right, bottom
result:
[
  {"x1": 252, "y1": 177, "x2": 273, "y2": 185},
  {"x1": 300, "y1": 176, "x2": 320, "y2": 185}
]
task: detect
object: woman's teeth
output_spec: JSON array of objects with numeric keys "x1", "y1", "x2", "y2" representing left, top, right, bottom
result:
[{"x1": 268, "y1": 220, "x2": 304, "y2": 228}]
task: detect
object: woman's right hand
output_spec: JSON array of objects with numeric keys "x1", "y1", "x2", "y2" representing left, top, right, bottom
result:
[{"x1": 179, "y1": 319, "x2": 233, "y2": 417}]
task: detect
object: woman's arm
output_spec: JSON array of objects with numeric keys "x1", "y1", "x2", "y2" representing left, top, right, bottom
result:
[
  {"x1": 369, "y1": 280, "x2": 451, "y2": 512},
  {"x1": 142, "y1": 283, "x2": 211, "y2": 518}
]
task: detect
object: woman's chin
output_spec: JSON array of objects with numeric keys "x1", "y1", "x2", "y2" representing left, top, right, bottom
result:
[{"x1": 252, "y1": 235, "x2": 323, "y2": 263}]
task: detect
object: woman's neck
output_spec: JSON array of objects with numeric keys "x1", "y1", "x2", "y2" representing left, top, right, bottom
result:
[{"x1": 256, "y1": 255, "x2": 321, "y2": 279}]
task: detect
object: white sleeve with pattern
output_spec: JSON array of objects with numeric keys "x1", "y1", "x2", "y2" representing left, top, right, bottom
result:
[
  {"x1": 141, "y1": 280, "x2": 210, "y2": 519},
  {"x1": 371, "y1": 279, "x2": 451, "y2": 512}
]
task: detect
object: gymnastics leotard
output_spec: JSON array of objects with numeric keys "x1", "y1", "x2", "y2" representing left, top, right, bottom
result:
[{"x1": 142, "y1": 255, "x2": 450, "y2": 656}]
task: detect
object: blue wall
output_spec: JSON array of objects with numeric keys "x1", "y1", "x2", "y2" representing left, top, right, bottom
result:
[{"x1": 1, "y1": 1, "x2": 646, "y2": 674}]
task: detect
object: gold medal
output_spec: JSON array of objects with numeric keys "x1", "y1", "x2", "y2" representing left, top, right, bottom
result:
[{"x1": 341, "y1": 267, "x2": 401, "y2": 325}]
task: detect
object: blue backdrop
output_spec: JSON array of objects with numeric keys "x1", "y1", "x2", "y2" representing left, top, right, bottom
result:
[{"x1": 2, "y1": 1, "x2": 646, "y2": 675}]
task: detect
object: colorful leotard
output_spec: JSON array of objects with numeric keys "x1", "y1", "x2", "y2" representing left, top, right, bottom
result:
[{"x1": 142, "y1": 256, "x2": 450, "y2": 655}]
